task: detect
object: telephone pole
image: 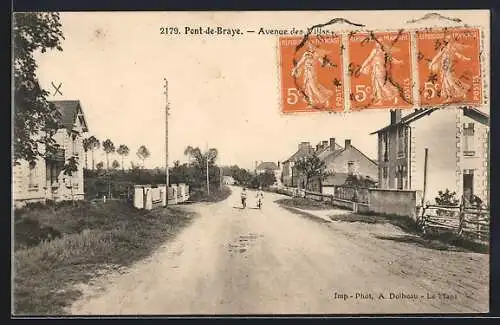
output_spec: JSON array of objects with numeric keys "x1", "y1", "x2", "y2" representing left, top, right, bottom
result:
[
  {"x1": 206, "y1": 143, "x2": 210, "y2": 195},
  {"x1": 164, "y1": 78, "x2": 170, "y2": 206}
]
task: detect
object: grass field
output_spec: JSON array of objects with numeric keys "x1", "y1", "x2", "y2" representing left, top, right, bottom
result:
[{"x1": 13, "y1": 200, "x2": 197, "y2": 315}]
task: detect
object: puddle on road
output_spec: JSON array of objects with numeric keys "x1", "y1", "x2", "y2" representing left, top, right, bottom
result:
[{"x1": 226, "y1": 232, "x2": 263, "y2": 255}]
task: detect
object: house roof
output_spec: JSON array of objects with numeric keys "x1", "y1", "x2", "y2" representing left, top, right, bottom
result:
[
  {"x1": 316, "y1": 143, "x2": 344, "y2": 159},
  {"x1": 370, "y1": 107, "x2": 489, "y2": 135},
  {"x1": 283, "y1": 147, "x2": 312, "y2": 163},
  {"x1": 323, "y1": 144, "x2": 378, "y2": 167},
  {"x1": 50, "y1": 100, "x2": 89, "y2": 133},
  {"x1": 256, "y1": 161, "x2": 279, "y2": 170}
]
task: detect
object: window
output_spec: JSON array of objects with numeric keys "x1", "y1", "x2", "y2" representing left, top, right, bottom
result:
[
  {"x1": 28, "y1": 162, "x2": 38, "y2": 188},
  {"x1": 394, "y1": 165, "x2": 408, "y2": 190},
  {"x1": 463, "y1": 123, "x2": 475, "y2": 156},
  {"x1": 347, "y1": 161, "x2": 355, "y2": 175},
  {"x1": 397, "y1": 126, "x2": 408, "y2": 158},
  {"x1": 382, "y1": 166, "x2": 388, "y2": 179},
  {"x1": 71, "y1": 134, "x2": 78, "y2": 156},
  {"x1": 382, "y1": 132, "x2": 389, "y2": 162},
  {"x1": 72, "y1": 174, "x2": 79, "y2": 189},
  {"x1": 46, "y1": 161, "x2": 62, "y2": 186}
]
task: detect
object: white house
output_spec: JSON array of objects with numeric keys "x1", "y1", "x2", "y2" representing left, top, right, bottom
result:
[
  {"x1": 13, "y1": 100, "x2": 90, "y2": 207},
  {"x1": 371, "y1": 107, "x2": 489, "y2": 206},
  {"x1": 222, "y1": 175, "x2": 236, "y2": 185}
]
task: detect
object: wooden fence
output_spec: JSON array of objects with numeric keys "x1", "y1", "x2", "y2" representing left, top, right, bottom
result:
[
  {"x1": 274, "y1": 185, "x2": 490, "y2": 243},
  {"x1": 417, "y1": 204, "x2": 490, "y2": 243}
]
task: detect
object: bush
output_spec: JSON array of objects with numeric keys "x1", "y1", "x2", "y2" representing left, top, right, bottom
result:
[{"x1": 435, "y1": 189, "x2": 460, "y2": 206}]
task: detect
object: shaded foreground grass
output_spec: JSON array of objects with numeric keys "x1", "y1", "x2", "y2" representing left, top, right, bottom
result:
[
  {"x1": 13, "y1": 201, "x2": 197, "y2": 315},
  {"x1": 278, "y1": 197, "x2": 488, "y2": 254},
  {"x1": 188, "y1": 185, "x2": 231, "y2": 203}
]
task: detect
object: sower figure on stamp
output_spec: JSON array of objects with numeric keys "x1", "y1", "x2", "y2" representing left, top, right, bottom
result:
[
  {"x1": 291, "y1": 40, "x2": 334, "y2": 109},
  {"x1": 429, "y1": 35, "x2": 472, "y2": 103},
  {"x1": 360, "y1": 41, "x2": 403, "y2": 105}
]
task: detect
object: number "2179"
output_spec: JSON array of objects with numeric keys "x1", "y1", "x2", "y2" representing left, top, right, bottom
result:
[{"x1": 160, "y1": 27, "x2": 180, "y2": 35}]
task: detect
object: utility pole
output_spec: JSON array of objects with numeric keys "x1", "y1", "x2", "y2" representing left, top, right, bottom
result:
[
  {"x1": 164, "y1": 78, "x2": 170, "y2": 206},
  {"x1": 422, "y1": 148, "x2": 428, "y2": 207},
  {"x1": 206, "y1": 143, "x2": 210, "y2": 195}
]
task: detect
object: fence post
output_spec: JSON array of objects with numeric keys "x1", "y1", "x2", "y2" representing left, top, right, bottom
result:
[
  {"x1": 458, "y1": 200, "x2": 465, "y2": 237},
  {"x1": 417, "y1": 203, "x2": 427, "y2": 234},
  {"x1": 477, "y1": 206, "x2": 481, "y2": 240}
]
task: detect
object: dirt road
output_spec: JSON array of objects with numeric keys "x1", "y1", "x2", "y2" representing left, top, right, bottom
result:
[{"x1": 70, "y1": 187, "x2": 489, "y2": 315}]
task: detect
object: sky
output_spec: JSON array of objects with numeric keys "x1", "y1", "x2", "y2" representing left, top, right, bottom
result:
[{"x1": 34, "y1": 10, "x2": 490, "y2": 170}]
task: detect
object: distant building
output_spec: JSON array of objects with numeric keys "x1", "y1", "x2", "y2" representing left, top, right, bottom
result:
[
  {"x1": 282, "y1": 138, "x2": 377, "y2": 192},
  {"x1": 371, "y1": 107, "x2": 489, "y2": 205},
  {"x1": 222, "y1": 175, "x2": 236, "y2": 185},
  {"x1": 255, "y1": 161, "x2": 279, "y2": 174},
  {"x1": 13, "y1": 100, "x2": 90, "y2": 207},
  {"x1": 308, "y1": 138, "x2": 378, "y2": 194}
]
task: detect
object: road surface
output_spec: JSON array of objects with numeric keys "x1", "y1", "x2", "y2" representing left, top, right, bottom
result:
[{"x1": 69, "y1": 187, "x2": 489, "y2": 315}]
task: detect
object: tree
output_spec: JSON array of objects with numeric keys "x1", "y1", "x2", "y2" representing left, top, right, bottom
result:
[
  {"x1": 116, "y1": 144, "x2": 130, "y2": 171},
  {"x1": 13, "y1": 12, "x2": 65, "y2": 165},
  {"x1": 294, "y1": 154, "x2": 326, "y2": 191},
  {"x1": 184, "y1": 146, "x2": 218, "y2": 168},
  {"x1": 136, "y1": 145, "x2": 151, "y2": 168},
  {"x1": 82, "y1": 138, "x2": 91, "y2": 170},
  {"x1": 96, "y1": 161, "x2": 104, "y2": 171},
  {"x1": 256, "y1": 171, "x2": 277, "y2": 188},
  {"x1": 102, "y1": 139, "x2": 115, "y2": 171},
  {"x1": 111, "y1": 159, "x2": 120, "y2": 170},
  {"x1": 86, "y1": 136, "x2": 100, "y2": 170},
  {"x1": 184, "y1": 146, "x2": 218, "y2": 192}
]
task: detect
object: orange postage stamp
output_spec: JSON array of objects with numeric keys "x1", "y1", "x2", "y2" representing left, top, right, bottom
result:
[
  {"x1": 348, "y1": 31, "x2": 413, "y2": 111},
  {"x1": 279, "y1": 35, "x2": 344, "y2": 113},
  {"x1": 416, "y1": 28, "x2": 481, "y2": 106}
]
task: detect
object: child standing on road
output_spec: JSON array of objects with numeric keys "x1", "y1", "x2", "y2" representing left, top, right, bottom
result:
[
  {"x1": 241, "y1": 187, "x2": 247, "y2": 208},
  {"x1": 256, "y1": 186, "x2": 264, "y2": 208}
]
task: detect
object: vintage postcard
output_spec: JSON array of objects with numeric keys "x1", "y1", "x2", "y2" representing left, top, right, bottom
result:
[{"x1": 12, "y1": 10, "x2": 490, "y2": 316}]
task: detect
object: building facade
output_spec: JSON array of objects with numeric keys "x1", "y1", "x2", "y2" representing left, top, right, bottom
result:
[
  {"x1": 13, "y1": 100, "x2": 89, "y2": 207},
  {"x1": 372, "y1": 107, "x2": 489, "y2": 206},
  {"x1": 281, "y1": 142, "x2": 313, "y2": 187}
]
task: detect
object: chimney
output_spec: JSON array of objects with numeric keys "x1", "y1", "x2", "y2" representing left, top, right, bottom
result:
[
  {"x1": 345, "y1": 139, "x2": 351, "y2": 148},
  {"x1": 329, "y1": 138, "x2": 336, "y2": 151},
  {"x1": 298, "y1": 142, "x2": 311, "y2": 151},
  {"x1": 390, "y1": 109, "x2": 402, "y2": 125}
]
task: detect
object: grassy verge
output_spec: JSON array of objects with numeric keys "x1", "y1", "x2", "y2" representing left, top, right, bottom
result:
[
  {"x1": 13, "y1": 201, "x2": 197, "y2": 315},
  {"x1": 277, "y1": 197, "x2": 488, "y2": 254},
  {"x1": 274, "y1": 197, "x2": 343, "y2": 210},
  {"x1": 188, "y1": 185, "x2": 232, "y2": 203}
]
